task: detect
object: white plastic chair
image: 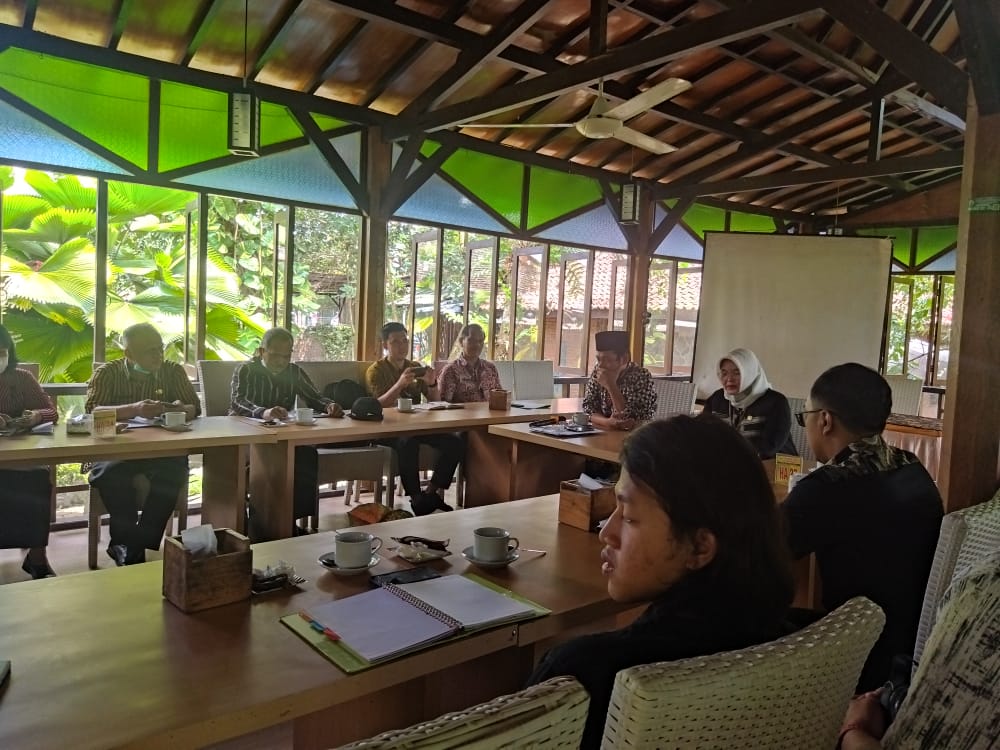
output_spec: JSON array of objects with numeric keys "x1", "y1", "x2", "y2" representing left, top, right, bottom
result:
[
  {"x1": 883, "y1": 554, "x2": 1000, "y2": 749},
  {"x1": 651, "y1": 380, "x2": 696, "y2": 418},
  {"x1": 512, "y1": 360, "x2": 555, "y2": 400},
  {"x1": 912, "y1": 489, "x2": 1000, "y2": 665},
  {"x1": 494, "y1": 360, "x2": 515, "y2": 392},
  {"x1": 601, "y1": 597, "x2": 885, "y2": 749},
  {"x1": 335, "y1": 676, "x2": 589, "y2": 749},
  {"x1": 885, "y1": 375, "x2": 924, "y2": 416},
  {"x1": 195, "y1": 359, "x2": 242, "y2": 417}
]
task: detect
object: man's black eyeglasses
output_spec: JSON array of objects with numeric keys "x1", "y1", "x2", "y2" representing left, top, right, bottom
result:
[{"x1": 794, "y1": 409, "x2": 823, "y2": 427}]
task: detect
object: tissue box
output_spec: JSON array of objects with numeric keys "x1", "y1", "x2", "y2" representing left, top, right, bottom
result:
[
  {"x1": 559, "y1": 480, "x2": 617, "y2": 532},
  {"x1": 488, "y1": 389, "x2": 512, "y2": 410},
  {"x1": 162, "y1": 528, "x2": 252, "y2": 612}
]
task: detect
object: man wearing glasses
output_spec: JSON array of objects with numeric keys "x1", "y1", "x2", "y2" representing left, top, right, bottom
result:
[
  {"x1": 782, "y1": 363, "x2": 942, "y2": 692},
  {"x1": 86, "y1": 322, "x2": 201, "y2": 566}
]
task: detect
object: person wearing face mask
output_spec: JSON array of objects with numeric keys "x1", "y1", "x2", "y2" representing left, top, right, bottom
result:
[
  {"x1": 704, "y1": 347, "x2": 795, "y2": 459},
  {"x1": 229, "y1": 327, "x2": 344, "y2": 535},
  {"x1": 0, "y1": 324, "x2": 60, "y2": 579},
  {"x1": 527, "y1": 415, "x2": 794, "y2": 750},
  {"x1": 86, "y1": 323, "x2": 202, "y2": 566},
  {"x1": 437, "y1": 324, "x2": 501, "y2": 403}
]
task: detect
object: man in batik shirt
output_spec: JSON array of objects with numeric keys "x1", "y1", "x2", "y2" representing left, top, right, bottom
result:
[{"x1": 582, "y1": 330, "x2": 656, "y2": 431}]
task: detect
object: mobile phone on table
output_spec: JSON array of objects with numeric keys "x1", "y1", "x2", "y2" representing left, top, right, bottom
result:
[{"x1": 370, "y1": 568, "x2": 441, "y2": 588}]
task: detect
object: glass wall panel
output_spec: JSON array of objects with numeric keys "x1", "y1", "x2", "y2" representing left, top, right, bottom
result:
[
  {"x1": 933, "y1": 277, "x2": 953, "y2": 386},
  {"x1": 885, "y1": 274, "x2": 934, "y2": 381},
  {"x1": 673, "y1": 262, "x2": 701, "y2": 376},
  {"x1": 385, "y1": 221, "x2": 427, "y2": 348},
  {"x1": 645, "y1": 258, "x2": 673, "y2": 374},
  {"x1": 558, "y1": 250, "x2": 589, "y2": 374},
  {"x1": 1, "y1": 167, "x2": 97, "y2": 382},
  {"x1": 412, "y1": 230, "x2": 439, "y2": 362},
  {"x1": 438, "y1": 229, "x2": 475, "y2": 360},
  {"x1": 494, "y1": 239, "x2": 514, "y2": 361},
  {"x1": 542, "y1": 248, "x2": 562, "y2": 363},
  {"x1": 291, "y1": 208, "x2": 362, "y2": 361},
  {"x1": 586, "y1": 251, "x2": 630, "y2": 366},
  {"x1": 467, "y1": 238, "x2": 496, "y2": 358},
  {"x1": 513, "y1": 245, "x2": 544, "y2": 360}
]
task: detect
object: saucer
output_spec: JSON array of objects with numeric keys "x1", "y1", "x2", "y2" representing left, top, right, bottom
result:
[
  {"x1": 318, "y1": 551, "x2": 380, "y2": 575},
  {"x1": 295, "y1": 419, "x2": 318, "y2": 426},
  {"x1": 461, "y1": 546, "x2": 519, "y2": 568},
  {"x1": 161, "y1": 423, "x2": 192, "y2": 432}
]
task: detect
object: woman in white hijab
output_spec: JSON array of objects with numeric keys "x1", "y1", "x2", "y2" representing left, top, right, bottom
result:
[{"x1": 704, "y1": 348, "x2": 795, "y2": 458}]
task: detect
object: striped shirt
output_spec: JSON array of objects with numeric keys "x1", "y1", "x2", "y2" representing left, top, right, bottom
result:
[
  {"x1": 86, "y1": 359, "x2": 201, "y2": 416},
  {"x1": 229, "y1": 358, "x2": 332, "y2": 418},
  {"x1": 0, "y1": 368, "x2": 58, "y2": 423}
]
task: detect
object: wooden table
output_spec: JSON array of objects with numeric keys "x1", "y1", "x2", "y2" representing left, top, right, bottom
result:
[
  {"x1": 0, "y1": 417, "x2": 276, "y2": 532},
  {"x1": 247, "y1": 399, "x2": 583, "y2": 540},
  {"x1": 0, "y1": 497, "x2": 621, "y2": 750}
]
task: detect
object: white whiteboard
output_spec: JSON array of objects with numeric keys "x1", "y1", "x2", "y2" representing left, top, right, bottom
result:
[{"x1": 692, "y1": 233, "x2": 892, "y2": 400}]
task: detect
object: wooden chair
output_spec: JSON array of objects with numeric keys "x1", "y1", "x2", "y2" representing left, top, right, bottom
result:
[
  {"x1": 87, "y1": 475, "x2": 188, "y2": 569},
  {"x1": 651, "y1": 380, "x2": 697, "y2": 418},
  {"x1": 601, "y1": 597, "x2": 885, "y2": 749},
  {"x1": 912, "y1": 488, "x2": 1000, "y2": 665},
  {"x1": 511, "y1": 360, "x2": 555, "y2": 400},
  {"x1": 335, "y1": 676, "x2": 589, "y2": 749},
  {"x1": 885, "y1": 374, "x2": 924, "y2": 416},
  {"x1": 883, "y1": 554, "x2": 1000, "y2": 749}
]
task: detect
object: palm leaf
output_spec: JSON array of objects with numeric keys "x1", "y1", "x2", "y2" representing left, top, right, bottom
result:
[
  {"x1": 2, "y1": 207, "x2": 96, "y2": 246},
  {"x1": 2, "y1": 239, "x2": 96, "y2": 307},
  {"x1": 1, "y1": 195, "x2": 50, "y2": 230},
  {"x1": 23, "y1": 171, "x2": 96, "y2": 210},
  {"x1": 5, "y1": 310, "x2": 95, "y2": 382},
  {"x1": 107, "y1": 182, "x2": 195, "y2": 222},
  {"x1": 0, "y1": 165, "x2": 13, "y2": 191}
]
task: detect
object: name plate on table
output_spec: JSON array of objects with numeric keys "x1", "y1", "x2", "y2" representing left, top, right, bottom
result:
[{"x1": 773, "y1": 453, "x2": 803, "y2": 486}]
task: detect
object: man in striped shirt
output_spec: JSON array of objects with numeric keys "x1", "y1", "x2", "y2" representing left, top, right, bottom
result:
[
  {"x1": 229, "y1": 327, "x2": 343, "y2": 535},
  {"x1": 86, "y1": 323, "x2": 201, "y2": 566}
]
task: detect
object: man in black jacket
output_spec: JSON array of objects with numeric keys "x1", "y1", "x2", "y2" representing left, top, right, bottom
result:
[{"x1": 783, "y1": 363, "x2": 942, "y2": 690}]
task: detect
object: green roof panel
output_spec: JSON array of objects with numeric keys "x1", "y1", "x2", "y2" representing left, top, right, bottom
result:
[
  {"x1": 0, "y1": 48, "x2": 148, "y2": 170},
  {"x1": 438, "y1": 149, "x2": 524, "y2": 226},
  {"x1": 915, "y1": 225, "x2": 958, "y2": 265},
  {"x1": 418, "y1": 141, "x2": 441, "y2": 158},
  {"x1": 856, "y1": 227, "x2": 913, "y2": 266},
  {"x1": 310, "y1": 113, "x2": 347, "y2": 132},
  {"x1": 682, "y1": 203, "x2": 727, "y2": 240},
  {"x1": 260, "y1": 102, "x2": 303, "y2": 147},
  {"x1": 526, "y1": 167, "x2": 602, "y2": 229},
  {"x1": 158, "y1": 82, "x2": 230, "y2": 172},
  {"x1": 728, "y1": 210, "x2": 776, "y2": 233}
]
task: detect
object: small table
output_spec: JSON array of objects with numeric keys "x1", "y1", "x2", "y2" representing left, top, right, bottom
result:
[{"x1": 884, "y1": 413, "x2": 943, "y2": 480}]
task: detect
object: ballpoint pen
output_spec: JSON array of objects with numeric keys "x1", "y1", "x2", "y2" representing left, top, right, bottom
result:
[{"x1": 298, "y1": 611, "x2": 341, "y2": 642}]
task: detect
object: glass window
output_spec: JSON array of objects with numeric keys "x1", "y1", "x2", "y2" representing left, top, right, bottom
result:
[
  {"x1": 673, "y1": 262, "x2": 701, "y2": 376},
  {"x1": 645, "y1": 258, "x2": 673, "y2": 374},
  {"x1": 513, "y1": 245, "x2": 544, "y2": 361},
  {"x1": 885, "y1": 274, "x2": 935, "y2": 381},
  {"x1": 467, "y1": 237, "x2": 497, "y2": 358}
]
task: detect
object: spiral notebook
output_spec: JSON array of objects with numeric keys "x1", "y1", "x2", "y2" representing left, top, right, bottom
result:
[{"x1": 281, "y1": 575, "x2": 546, "y2": 671}]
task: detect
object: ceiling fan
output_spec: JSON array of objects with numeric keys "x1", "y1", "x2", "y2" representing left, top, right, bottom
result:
[{"x1": 459, "y1": 77, "x2": 691, "y2": 155}]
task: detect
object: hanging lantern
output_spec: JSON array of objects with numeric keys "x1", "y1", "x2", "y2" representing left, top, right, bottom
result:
[
  {"x1": 619, "y1": 182, "x2": 640, "y2": 224},
  {"x1": 228, "y1": 91, "x2": 260, "y2": 157}
]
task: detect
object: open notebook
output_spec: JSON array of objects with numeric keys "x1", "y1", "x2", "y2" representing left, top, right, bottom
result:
[
  {"x1": 411, "y1": 401, "x2": 464, "y2": 411},
  {"x1": 282, "y1": 574, "x2": 547, "y2": 672}
]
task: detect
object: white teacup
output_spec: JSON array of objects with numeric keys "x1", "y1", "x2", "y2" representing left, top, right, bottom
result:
[
  {"x1": 334, "y1": 530, "x2": 383, "y2": 569},
  {"x1": 572, "y1": 412, "x2": 590, "y2": 427},
  {"x1": 473, "y1": 527, "x2": 519, "y2": 562},
  {"x1": 294, "y1": 407, "x2": 314, "y2": 425},
  {"x1": 397, "y1": 397, "x2": 413, "y2": 413},
  {"x1": 163, "y1": 411, "x2": 186, "y2": 428}
]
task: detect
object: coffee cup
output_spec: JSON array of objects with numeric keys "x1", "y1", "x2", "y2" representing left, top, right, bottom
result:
[
  {"x1": 163, "y1": 411, "x2": 186, "y2": 428},
  {"x1": 572, "y1": 412, "x2": 590, "y2": 427},
  {"x1": 334, "y1": 530, "x2": 383, "y2": 569},
  {"x1": 397, "y1": 397, "x2": 413, "y2": 412},
  {"x1": 294, "y1": 407, "x2": 314, "y2": 424},
  {"x1": 473, "y1": 527, "x2": 519, "y2": 562}
]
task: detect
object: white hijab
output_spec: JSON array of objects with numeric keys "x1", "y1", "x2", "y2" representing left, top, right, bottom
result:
[{"x1": 720, "y1": 348, "x2": 771, "y2": 410}]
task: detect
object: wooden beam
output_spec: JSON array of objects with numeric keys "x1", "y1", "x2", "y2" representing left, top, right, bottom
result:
[
  {"x1": 292, "y1": 109, "x2": 368, "y2": 213},
  {"x1": 842, "y1": 177, "x2": 961, "y2": 225},
  {"x1": 626, "y1": 188, "x2": 656, "y2": 363},
  {"x1": 938, "y1": 93, "x2": 1000, "y2": 510},
  {"x1": 410, "y1": 0, "x2": 823, "y2": 133},
  {"x1": 824, "y1": 0, "x2": 968, "y2": 116},
  {"x1": 358, "y1": 127, "x2": 392, "y2": 361},
  {"x1": 868, "y1": 97, "x2": 885, "y2": 162},
  {"x1": 659, "y1": 151, "x2": 963, "y2": 198},
  {"x1": 952, "y1": 0, "x2": 1000, "y2": 115},
  {"x1": 649, "y1": 197, "x2": 694, "y2": 250}
]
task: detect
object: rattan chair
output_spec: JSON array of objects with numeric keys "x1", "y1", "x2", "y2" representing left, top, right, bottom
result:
[
  {"x1": 883, "y1": 554, "x2": 1000, "y2": 749},
  {"x1": 335, "y1": 676, "x2": 589, "y2": 749},
  {"x1": 885, "y1": 375, "x2": 924, "y2": 416},
  {"x1": 651, "y1": 380, "x2": 696, "y2": 418},
  {"x1": 912, "y1": 489, "x2": 1000, "y2": 665},
  {"x1": 601, "y1": 597, "x2": 885, "y2": 750}
]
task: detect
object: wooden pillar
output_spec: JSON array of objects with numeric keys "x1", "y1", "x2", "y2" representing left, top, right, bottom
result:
[
  {"x1": 358, "y1": 127, "x2": 392, "y2": 361},
  {"x1": 938, "y1": 91, "x2": 1000, "y2": 511},
  {"x1": 626, "y1": 188, "x2": 655, "y2": 362}
]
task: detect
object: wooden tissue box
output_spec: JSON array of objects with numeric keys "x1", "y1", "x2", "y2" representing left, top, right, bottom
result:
[
  {"x1": 162, "y1": 528, "x2": 252, "y2": 613},
  {"x1": 488, "y1": 389, "x2": 512, "y2": 410},
  {"x1": 559, "y1": 480, "x2": 617, "y2": 532}
]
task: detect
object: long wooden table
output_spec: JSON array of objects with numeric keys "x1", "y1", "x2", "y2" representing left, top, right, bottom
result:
[
  {"x1": 0, "y1": 417, "x2": 277, "y2": 532},
  {"x1": 0, "y1": 496, "x2": 622, "y2": 750},
  {"x1": 248, "y1": 399, "x2": 582, "y2": 540}
]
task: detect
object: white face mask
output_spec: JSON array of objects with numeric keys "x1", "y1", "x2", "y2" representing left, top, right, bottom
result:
[{"x1": 0, "y1": 356, "x2": 8, "y2": 371}]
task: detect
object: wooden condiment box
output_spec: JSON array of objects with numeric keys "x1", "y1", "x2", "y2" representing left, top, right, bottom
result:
[
  {"x1": 488, "y1": 389, "x2": 512, "y2": 410},
  {"x1": 162, "y1": 529, "x2": 252, "y2": 612},
  {"x1": 559, "y1": 480, "x2": 616, "y2": 532}
]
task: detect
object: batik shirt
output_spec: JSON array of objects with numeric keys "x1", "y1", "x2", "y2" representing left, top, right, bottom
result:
[
  {"x1": 437, "y1": 357, "x2": 502, "y2": 403},
  {"x1": 582, "y1": 361, "x2": 656, "y2": 421}
]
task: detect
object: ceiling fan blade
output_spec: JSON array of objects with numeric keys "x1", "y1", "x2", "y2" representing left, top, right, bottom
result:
[
  {"x1": 614, "y1": 126, "x2": 677, "y2": 155},
  {"x1": 603, "y1": 78, "x2": 692, "y2": 122},
  {"x1": 460, "y1": 123, "x2": 575, "y2": 129}
]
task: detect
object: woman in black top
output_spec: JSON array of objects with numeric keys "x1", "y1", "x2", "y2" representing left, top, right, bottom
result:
[
  {"x1": 528, "y1": 415, "x2": 794, "y2": 749},
  {"x1": 704, "y1": 347, "x2": 796, "y2": 458}
]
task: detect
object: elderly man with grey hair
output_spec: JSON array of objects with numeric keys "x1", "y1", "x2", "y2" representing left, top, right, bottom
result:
[{"x1": 86, "y1": 323, "x2": 201, "y2": 566}]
